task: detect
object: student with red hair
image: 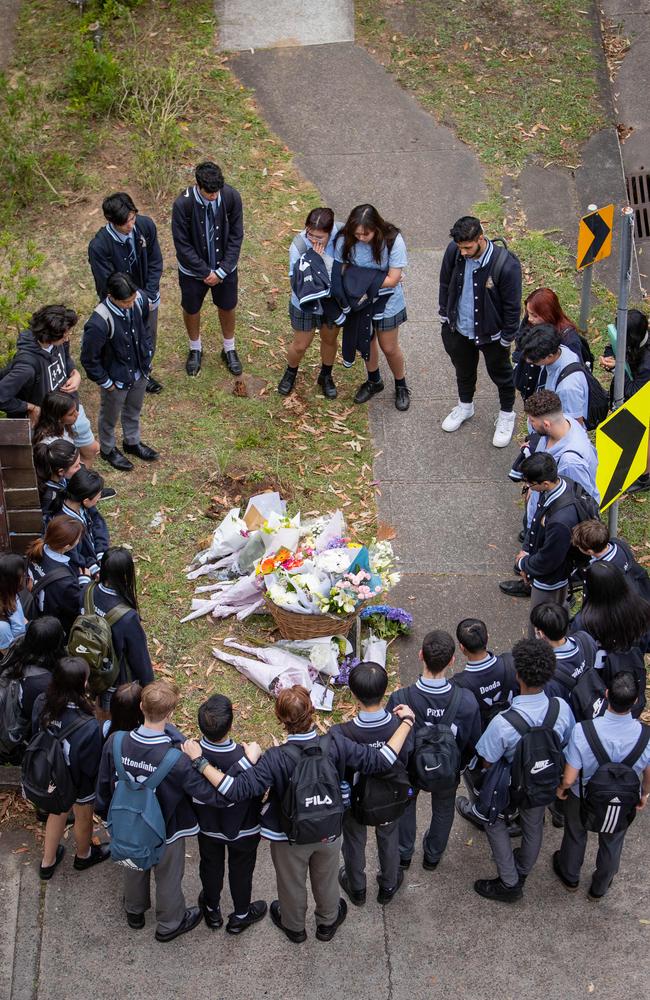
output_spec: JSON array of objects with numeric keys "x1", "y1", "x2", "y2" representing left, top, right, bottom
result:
[{"x1": 514, "y1": 288, "x2": 591, "y2": 399}]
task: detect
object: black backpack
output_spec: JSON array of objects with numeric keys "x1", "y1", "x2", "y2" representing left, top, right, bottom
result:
[
  {"x1": 561, "y1": 666, "x2": 608, "y2": 722},
  {"x1": 489, "y1": 238, "x2": 520, "y2": 286},
  {"x1": 555, "y1": 362, "x2": 609, "y2": 430},
  {"x1": 580, "y1": 719, "x2": 650, "y2": 834},
  {"x1": 350, "y1": 761, "x2": 413, "y2": 827},
  {"x1": 29, "y1": 566, "x2": 74, "y2": 612},
  {"x1": 280, "y1": 735, "x2": 344, "y2": 845},
  {"x1": 506, "y1": 699, "x2": 565, "y2": 809},
  {"x1": 21, "y1": 715, "x2": 90, "y2": 814},
  {"x1": 0, "y1": 664, "x2": 49, "y2": 762},
  {"x1": 409, "y1": 685, "x2": 463, "y2": 794},
  {"x1": 545, "y1": 478, "x2": 602, "y2": 577},
  {"x1": 600, "y1": 649, "x2": 647, "y2": 718}
]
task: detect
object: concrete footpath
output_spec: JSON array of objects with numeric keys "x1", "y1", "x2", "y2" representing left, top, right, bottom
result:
[{"x1": 3, "y1": 6, "x2": 649, "y2": 999}]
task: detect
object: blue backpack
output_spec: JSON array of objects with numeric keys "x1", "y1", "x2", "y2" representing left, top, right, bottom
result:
[{"x1": 107, "y1": 731, "x2": 181, "y2": 870}]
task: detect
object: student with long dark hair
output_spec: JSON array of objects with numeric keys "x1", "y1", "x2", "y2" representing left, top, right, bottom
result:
[
  {"x1": 0, "y1": 617, "x2": 66, "y2": 729},
  {"x1": 32, "y1": 391, "x2": 79, "y2": 446},
  {"x1": 334, "y1": 204, "x2": 411, "y2": 411},
  {"x1": 31, "y1": 656, "x2": 109, "y2": 879},
  {"x1": 278, "y1": 207, "x2": 342, "y2": 399},
  {"x1": 55, "y1": 467, "x2": 109, "y2": 577},
  {"x1": 0, "y1": 554, "x2": 29, "y2": 652},
  {"x1": 34, "y1": 439, "x2": 82, "y2": 525},
  {"x1": 26, "y1": 516, "x2": 90, "y2": 638},
  {"x1": 91, "y1": 547, "x2": 154, "y2": 687}
]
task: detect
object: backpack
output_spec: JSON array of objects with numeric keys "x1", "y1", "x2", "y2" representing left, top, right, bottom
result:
[
  {"x1": 559, "y1": 665, "x2": 608, "y2": 722},
  {"x1": 409, "y1": 685, "x2": 463, "y2": 794},
  {"x1": 67, "y1": 583, "x2": 131, "y2": 697},
  {"x1": 29, "y1": 565, "x2": 74, "y2": 613},
  {"x1": 0, "y1": 664, "x2": 49, "y2": 761},
  {"x1": 106, "y1": 730, "x2": 181, "y2": 870},
  {"x1": 94, "y1": 298, "x2": 143, "y2": 338},
  {"x1": 579, "y1": 719, "x2": 650, "y2": 834},
  {"x1": 555, "y1": 362, "x2": 609, "y2": 430},
  {"x1": 279, "y1": 734, "x2": 345, "y2": 845},
  {"x1": 350, "y1": 760, "x2": 413, "y2": 827},
  {"x1": 577, "y1": 334, "x2": 595, "y2": 371},
  {"x1": 506, "y1": 698, "x2": 565, "y2": 809},
  {"x1": 21, "y1": 715, "x2": 90, "y2": 813},
  {"x1": 489, "y1": 238, "x2": 520, "y2": 286},
  {"x1": 599, "y1": 648, "x2": 647, "y2": 718}
]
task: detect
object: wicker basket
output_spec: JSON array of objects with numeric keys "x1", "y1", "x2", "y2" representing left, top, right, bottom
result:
[{"x1": 263, "y1": 594, "x2": 361, "y2": 640}]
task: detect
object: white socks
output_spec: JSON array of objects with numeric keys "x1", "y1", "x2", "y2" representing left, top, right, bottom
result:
[
  {"x1": 223, "y1": 338, "x2": 235, "y2": 352},
  {"x1": 189, "y1": 338, "x2": 202, "y2": 351}
]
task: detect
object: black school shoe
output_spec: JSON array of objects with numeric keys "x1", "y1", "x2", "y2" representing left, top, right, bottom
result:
[
  {"x1": 146, "y1": 375, "x2": 163, "y2": 394},
  {"x1": 155, "y1": 906, "x2": 203, "y2": 943},
  {"x1": 198, "y1": 890, "x2": 223, "y2": 929},
  {"x1": 39, "y1": 844, "x2": 65, "y2": 881},
  {"x1": 73, "y1": 843, "x2": 110, "y2": 871},
  {"x1": 473, "y1": 877, "x2": 523, "y2": 903},
  {"x1": 552, "y1": 851, "x2": 579, "y2": 892},
  {"x1": 498, "y1": 578, "x2": 532, "y2": 598},
  {"x1": 338, "y1": 865, "x2": 366, "y2": 906},
  {"x1": 186, "y1": 349, "x2": 202, "y2": 376},
  {"x1": 123, "y1": 441, "x2": 159, "y2": 462},
  {"x1": 278, "y1": 367, "x2": 297, "y2": 396},
  {"x1": 226, "y1": 900, "x2": 267, "y2": 935},
  {"x1": 354, "y1": 379, "x2": 384, "y2": 405},
  {"x1": 317, "y1": 372, "x2": 337, "y2": 399},
  {"x1": 399, "y1": 856, "x2": 411, "y2": 870},
  {"x1": 395, "y1": 385, "x2": 411, "y2": 411},
  {"x1": 377, "y1": 867, "x2": 404, "y2": 905},
  {"x1": 269, "y1": 900, "x2": 307, "y2": 944},
  {"x1": 221, "y1": 348, "x2": 243, "y2": 376},
  {"x1": 588, "y1": 880, "x2": 612, "y2": 901},
  {"x1": 98, "y1": 487, "x2": 117, "y2": 501},
  {"x1": 101, "y1": 448, "x2": 133, "y2": 472},
  {"x1": 315, "y1": 898, "x2": 347, "y2": 942},
  {"x1": 126, "y1": 912, "x2": 146, "y2": 930}
]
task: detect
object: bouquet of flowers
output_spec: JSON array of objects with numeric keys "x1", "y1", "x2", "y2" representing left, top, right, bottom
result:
[{"x1": 359, "y1": 605, "x2": 413, "y2": 641}]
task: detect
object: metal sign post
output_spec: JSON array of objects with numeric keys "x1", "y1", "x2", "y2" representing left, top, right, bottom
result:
[
  {"x1": 608, "y1": 206, "x2": 635, "y2": 536},
  {"x1": 578, "y1": 204, "x2": 597, "y2": 330}
]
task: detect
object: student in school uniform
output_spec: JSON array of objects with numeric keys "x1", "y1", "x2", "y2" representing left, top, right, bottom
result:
[
  {"x1": 386, "y1": 630, "x2": 481, "y2": 871},
  {"x1": 520, "y1": 325, "x2": 588, "y2": 426},
  {"x1": 334, "y1": 204, "x2": 411, "y2": 411},
  {"x1": 171, "y1": 161, "x2": 244, "y2": 378},
  {"x1": 32, "y1": 391, "x2": 79, "y2": 447},
  {"x1": 333, "y1": 661, "x2": 413, "y2": 907},
  {"x1": 513, "y1": 287, "x2": 590, "y2": 401},
  {"x1": 473, "y1": 638, "x2": 574, "y2": 902},
  {"x1": 192, "y1": 694, "x2": 266, "y2": 934},
  {"x1": 96, "y1": 680, "x2": 240, "y2": 942},
  {"x1": 182, "y1": 685, "x2": 415, "y2": 945},
  {"x1": 6, "y1": 618, "x2": 67, "y2": 735},
  {"x1": 32, "y1": 656, "x2": 110, "y2": 880},
  {"x1": 34, "y1": 439, "x2": 82, "y2": 525},
  {"x1": 0, "y1": 554, "x2": 30, "y2": 653},
  {"x1": 531, "y1": 603, "x2": 598, "y2": 699},
  {"x1": 555, "y1": 671, "x2": 650, "y2": 899},
  {"x1": 55, "y1": 467, "x2": 109, "y2": 578},
  {"x1": 88, "y1": 547, "x2": 155, "y2": 689},
  {"x1": 88, "y1": 192, "x2": 164, "y2": 394},
  {"x1": 26, "y1": 516, "x2": 91, "y2": 639},
  {"x1": 572, "y1": 520, "x2": 650, "y2": 601},
  {"x1": 81, "y1": 271, "x2": 158, "y2": 472},
  {"x1": 278, "y1": 207, "x2": 342, "y2": 399},
  {"x1": 101, "y1": 682, "x2": 186, "y2": 745}
]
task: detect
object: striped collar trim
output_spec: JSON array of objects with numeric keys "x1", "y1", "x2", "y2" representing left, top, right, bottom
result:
[
  {"x1": 43, "y1": 545, "x2": 69, "y2": 564},
  {"x1": 463, "y1": 653, "x2": 497, "y2": 672},
  {"x1": 592, "y1": 543, "x2": 617, "y2": 563},
  {"x1": 106, "y1": 223, "x2": 133, "y2": 245},
  {"x1": 45, "y1": 480, "x2": 65, "y2": 491},
  {"x1": 353, "y1": 710, "x2": 392, "y2": 728},
  {"x1": 193, "y1": 185, "x2": 221, "y2": 209},
  {"x1": 61, "y1": 503, "x2": 85, "y2": 523},
  {"x1": 416, "y1": 677, "x2": 452, "y2": 694},
  {"x1": 131, "y1": 727, "x2": 172, "y2": 745},
  {"x1": 98, "y1": 583, "x2": 118, "y2": 596},
  {"x1": 540, "y1": 479, "x2": 567, "y2": 507},
  {"x1": 200, "y1": 738, "x2": 236, "y2": 753},
  {"x1": 554, "y1": 639, "x2": 578, "y2": 659},
  {"x1": 286, "y1": 730, "x2": 317, "y2": 742}
]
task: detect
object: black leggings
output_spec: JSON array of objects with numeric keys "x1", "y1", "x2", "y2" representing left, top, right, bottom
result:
[{"x1": 441, "y1": 324, "x2": 515, "y2": 411}]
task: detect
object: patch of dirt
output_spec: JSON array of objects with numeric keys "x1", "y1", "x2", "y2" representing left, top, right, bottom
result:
[
  {"x1": 231, "y1": 373, "x2": 270, "y2": 398},
  {"x1": 204, "y1": 468, "x2": 294, "y2": 519}
]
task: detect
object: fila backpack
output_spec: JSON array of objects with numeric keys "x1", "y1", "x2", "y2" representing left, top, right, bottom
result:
[
  {"x1": 409, "y1": 685, "x2": 463, "y2": 794},
  {"x1": 106, "y1": 730, "x2": 182, "y2": 870},
  {"x1": 280, "y1": 735, "x2": 344, "y2": 845},
  {"x1": 580, "y1": 719, "x2": 650, "y2": 834},
  {"x1": 505, "y1": 698, "x2": 565, "y2": 809},
  {"x1": 21, "y1": 716, "x2": 90, "y2": 814}
]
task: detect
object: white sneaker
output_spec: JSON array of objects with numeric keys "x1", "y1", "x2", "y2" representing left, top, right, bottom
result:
[
  {"x1": 492, "y1": 410, "x2": 516, "y2": 448},
  {"x1": 441, "y1": 402, "x2": 474, "y2": 432}
]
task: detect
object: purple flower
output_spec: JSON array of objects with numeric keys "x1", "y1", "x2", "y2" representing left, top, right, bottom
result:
[
  {"x1": 325, "y1": 536, "x2": 348, "y2": 550},
  {"x1": 360, "y1": 605, "x2": 413, "y2": 627},
  {"x1": 333, "y1": 654, "x2": 360, "y2": 687}
]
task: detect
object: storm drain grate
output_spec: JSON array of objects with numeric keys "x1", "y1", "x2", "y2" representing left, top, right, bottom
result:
[{"x1": 626, "y1": 172, "x2": 650, "y2": 240}]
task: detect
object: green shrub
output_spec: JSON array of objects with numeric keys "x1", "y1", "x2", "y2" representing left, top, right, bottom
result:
[
  {"x1": 62, "y1": 39, "x2": 122, "y2": 117},
  {"x1": 0, "y1": 233, "x2": 44, "y2": 363}
]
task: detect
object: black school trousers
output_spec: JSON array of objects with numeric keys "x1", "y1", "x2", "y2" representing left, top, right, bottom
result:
[
  {"x1": 198, "y1": 832, "x2": 260, "y2": 914},
  {"x1": 441, "y1": 324, "x2": 515, "y2": 411}
]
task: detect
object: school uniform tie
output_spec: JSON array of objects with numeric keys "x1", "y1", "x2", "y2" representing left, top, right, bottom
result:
[
  {"x1": 205, "y1": 203, "x2": 217, "y2": 271},
  {"x1": 538, "y1": 367, "x2": 548, "y2": 389},
  {"x1": 127, "y1": 234, "x2": 137, "y2": 271}
]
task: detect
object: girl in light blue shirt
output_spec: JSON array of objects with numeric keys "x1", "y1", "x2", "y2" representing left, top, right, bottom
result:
[
  {"x1": 334, "y1": 204, "x2": 410, "y2": 411},
  {"x1": 278, "y1": 207, "x2": 342, "y2": 400},
  {"x1": 0, "y1": 554, "x2": 29, "y2": 653}
]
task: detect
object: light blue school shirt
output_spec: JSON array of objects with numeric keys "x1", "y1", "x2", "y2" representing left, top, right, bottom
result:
[
  {"x1": 0, "y1": 601, "x2": 27, "y2": 649},
  {"x1": 334, "y1": 233, "x2": 408, "y2": 319},
  {"x1": 456, "y1": 240, "x2": 494, "y2": 338},
  {"x1": 565, "y1": 711, "x2": 650, "y2": 797},
  {"x1": 288, "y1": 225, "x2": 340, "y2": 310},
  {"x1": 477, "y1": 691, "x2": 575, "y2": 764},
  {"x1": 539, "y1": 346, "x2": 589, "y2": 422},
  {"x1": 527, "y1": 418, "x2": 599, "y2": 522}
]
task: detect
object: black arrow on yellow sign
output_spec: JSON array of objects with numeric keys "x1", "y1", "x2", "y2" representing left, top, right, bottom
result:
[
  {"x1": 578, "y1": 212, "x2": 612, "y2": 269},
  {"x1": 599, "y1": 407, "x2": 646, "y2": 509}
]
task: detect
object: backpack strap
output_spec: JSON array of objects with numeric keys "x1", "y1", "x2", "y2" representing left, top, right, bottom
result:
[
  {"x1": 488, "y1": 241, "x2": 509, "y2": 286},
  {"x1": 105, "y1": 603, "x2": 132, "y2": 629},
  {"x1": 581, "y1": 718, "x2": 610, "y2": 767},
  {"x1": 143, "y1": 746, "x2": 182, "y2": 789},
  {"x1": 94, "y1": 302, "x2": 115, "y2": 339},
  {"x1": 55, "y1": 714, "x2": 93, "y2": 743},
  {"x1": 30, "y1": 566, "x2": 73, "y2": 597},
  {"x1": 292, "y1": 234, "x2": 310, "y2": 256},
  {"x1": 503, "y1": 708, "x2": 531, "y2": 737},
  {"x1": 542, "y1": 697, "x2": 561, "y2": 729},
  {"x1": 441, "y1": 684, "x2": 463, "y2": 726},
  {"x1": 555, "y1": 361, "x2": 585, "y2": 386},
  {"x1": 83, "y1": 580, "x2": 96, "y2": 615},
  {"x1": 621, "y1": 725, "x2": 650, "y2": 768}
]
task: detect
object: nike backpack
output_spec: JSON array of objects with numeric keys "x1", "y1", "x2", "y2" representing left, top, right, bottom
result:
[
  {"x1": 106, "y1": 731, "x2": 182, "y2": 870},
  {"x1": 280, "y1": 734, "x2": 345, "y2": 844},
  {"x1": 506, "y1": 699, "x2": 565, "y2": 809},
  {"x1": 350, "y1": 761, "x2": 413, "y2": 826},
  {"x1": 580, "y1": 719, "x2": 650, "y2": 834},
  {"x1": 409, "y1": 685, "x2": 463, "y2": 794},
  {"x1": 561, "y1": 666, "x2": 608, "y2": 723},
  {"x1": 21, "y1": 716, "x2": 90, "y2": 814},
  {"x1": 67, "y1": 583, "x2": 131, "y2": 696}
]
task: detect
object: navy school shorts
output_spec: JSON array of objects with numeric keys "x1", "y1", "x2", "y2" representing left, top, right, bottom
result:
[{"x1": 178, "y1": 269, "x2": 238, "y2": 315}]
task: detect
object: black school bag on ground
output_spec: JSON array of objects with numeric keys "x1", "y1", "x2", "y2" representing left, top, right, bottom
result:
[
  {"x1": 555, "y1": 362, "x2": 609, "y2": 430},
  {"x1": 21, "y1": 716, "x2": 90, "y2": 814},
  {"x1": 409, "y1": 685, "x2": 463, "y2": 794},
  {"x1": 280, "y1": 734, "x2": 345, "y2": 845},
  {"x1": 580, "y1": 719, "x2": 650, "y2": 834},
  {"x1": 505, "y1": 698, "x2": 565, "y2": 809}
]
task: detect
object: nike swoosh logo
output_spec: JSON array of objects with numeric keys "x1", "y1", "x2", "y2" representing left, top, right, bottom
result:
[
  {"x1": 530, "y1": 762, "x2": 552, "y2": 774},
  {"x1": 424, "y1": 764, "x2": 442, "y2": 772}
]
